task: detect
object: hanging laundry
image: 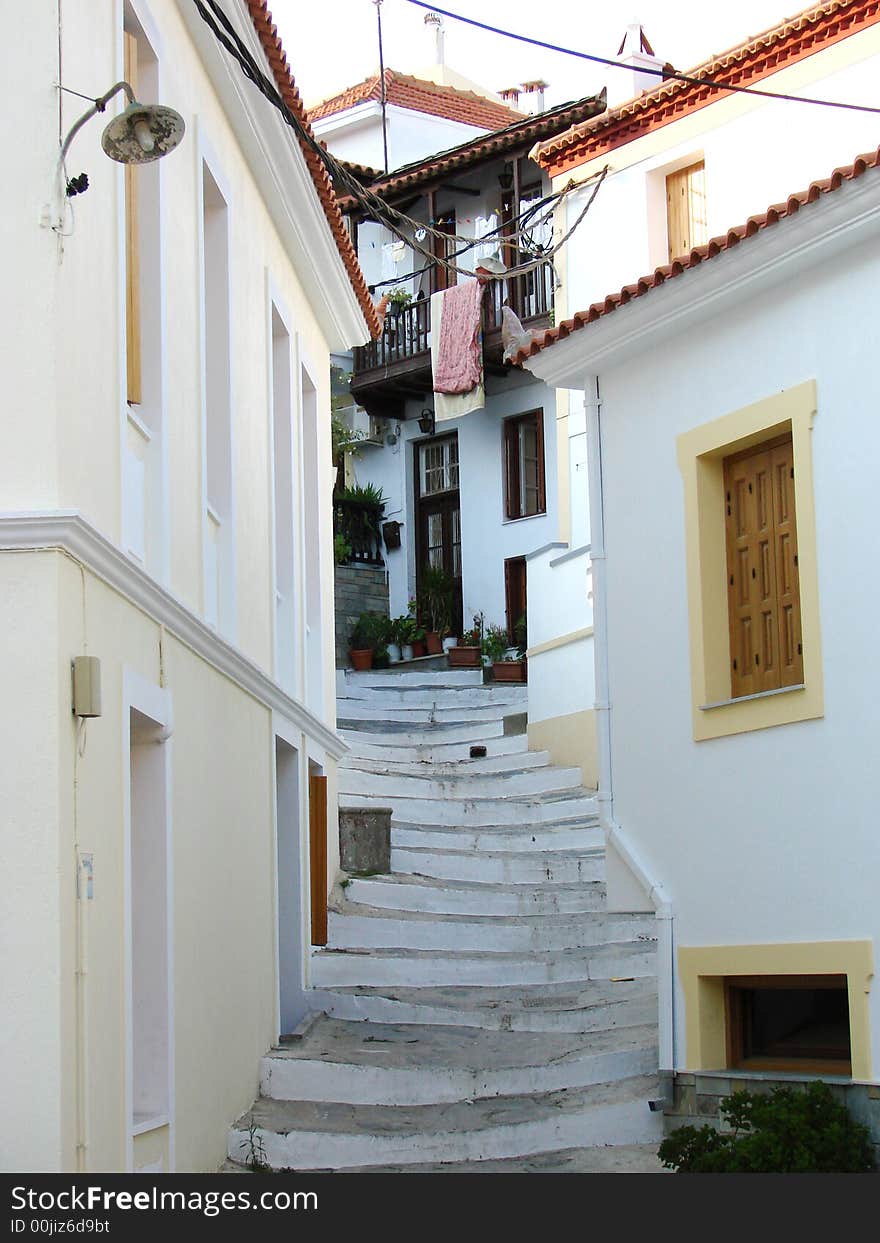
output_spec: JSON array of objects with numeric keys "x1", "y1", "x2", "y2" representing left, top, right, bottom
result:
[
  {"x1": 430, "y1": 281, "x2": 485, "y2": 422},
  {"x1": 501, "y1": 305, "x2": 540, "y2": 363}
]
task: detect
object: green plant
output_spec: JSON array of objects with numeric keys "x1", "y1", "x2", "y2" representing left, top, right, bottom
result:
[
  {"x1": 349, "y1": 611, "x2": 389, "y2": 652},
  {"x1": 336, "y1": 482, "x2": 386, "y2": 507},
  {"x1": 419, "y1": 564, "x2": 453, "y2": 634},
  {"x1": 658, "y1": 1082, "x2": 876, "y2": 1173},
  {"x1": 461, "y1": 612, "x2": 484, "y2": 647},
  {"x1": 513, "y1": 611, "x2": 527, "y2": 657},
  {"x1": 398, "y1": 615, "x2": 422, "y2": 644},
  {"x1": 239, "y1": 1117, "x2": 270, "y2": 1173},
  {"x1": 483, "y1": 623, "x2": 510, "y2": 662},
  {"x1": 387, "y1": 288, "x2": 413, "y2": 311},
  {"x1": 334, "y1": 532, "x2": 352, "y2": 565}
]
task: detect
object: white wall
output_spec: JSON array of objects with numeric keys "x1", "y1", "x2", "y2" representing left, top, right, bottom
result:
[
  {"x1": 557, "y1": 27, "x2": 880, "y2": 317},
  {"x1": 352, "y1": 372, "x2": 557, "y2": 628},
  {"x1": 314, "y1": 102, "x2": 490, "y2": 174},
  {"x1": 0, "y1": 0, "x2": 352, "y2": 1172},
  {"x1": 595, "y1": 228, "x2": 880, "y2": 1072}
]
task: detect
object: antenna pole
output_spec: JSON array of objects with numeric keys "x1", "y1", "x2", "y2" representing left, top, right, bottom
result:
[{"x1": 374, "y1": 0, "x2": 389, "y2": 174}]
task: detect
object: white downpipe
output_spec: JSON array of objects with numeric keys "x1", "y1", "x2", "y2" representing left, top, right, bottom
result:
[{"x1": 584, "y1": 371, "x2": 675, "y2": 1081}]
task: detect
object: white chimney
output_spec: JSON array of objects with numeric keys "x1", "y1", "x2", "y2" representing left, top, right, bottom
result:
[
  {"x1": 520, "y1": 80, "x2": 548, "y2": 115},
  {"x1": 424, "y1": 12, "x2": 445, "y2": 66},
  {"x1": 609, "y1": 21, "x2": 667, "y2": 107}
]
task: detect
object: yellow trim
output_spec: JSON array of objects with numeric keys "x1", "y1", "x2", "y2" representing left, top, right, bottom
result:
[
  {"x1": 526, "y1": 626, "x2": 593, "y2": 658},
  {"x1": 676, "y1": 380, "x2": 823, "y2": 740},
  {"x1": 527, "y1": 709, "x2": 598, "y2": 789},
  {"x1": 679, "y1": 941, "x2": 874, "y2": 1081}
]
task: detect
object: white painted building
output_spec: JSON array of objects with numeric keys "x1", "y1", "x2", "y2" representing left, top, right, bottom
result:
[
  {"x1": 0, "y1": 0, "x2": 375, "y2": 1173},
  {"x1": 523, "y1": 0, "x2": 880, "y2": 821},
  {"x1": 519, "y1": 0, "x2": 880, "y2": 1099},
  {"x1": 319, "y1": 60, "x2": 606, "y2": 784}
]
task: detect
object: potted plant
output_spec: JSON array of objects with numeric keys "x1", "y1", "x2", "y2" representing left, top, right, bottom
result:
[
  {"x1": 492, "y1": 612, "x2": 528, "y2": 683},
  {"x1": 419, "y1": 566, "x2": 453, "y2": 654},
  {"x1": 448, "y1": 614, "x2": 483, "y2": 668},
  {"x1": 348, "y1": 612, "x2": 389, "y2": 673},
  {"x1": 386, "y1": 616, "x2": 403, "y2": 664},
  {"x1": 483, "y1": 622, "x2": 510, "y2": 667},
  {"x1": 397, "y1": 614, "x2": 418, "y2": 662},
  {"x1": 387, "y1": 288, "x2": 413, "y2": 316},
  {"x1": 406, "y1": 602, "x2": 427, "y2": 658}
]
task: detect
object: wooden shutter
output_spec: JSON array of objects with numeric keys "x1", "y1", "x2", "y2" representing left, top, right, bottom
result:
[
  {"x1": 534, "y1": 410, "x2": 546, "y2": 514},
  {"x1": 308, "y1": 773, "x2": 328, "y2": 946},
  {"x1": 124, "y1": 32, "x2": 142, "y2": 405},
  {"x1": 504, "y1": 556, "x2": 527, "y2": 643},
  {"x1": 503, "y1": 418, "x2": 518, "y2": 519},
  {"x1": 724, "y1": 434, "x2": 802, "y2": 699},
  {"x1": 666, "y1": 161, "x2": 706, "y2": 263}
]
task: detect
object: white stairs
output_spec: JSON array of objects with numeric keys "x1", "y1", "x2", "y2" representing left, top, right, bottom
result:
[{"x1": 229, "y1": 667, "x2": 662, "y2": 1172}]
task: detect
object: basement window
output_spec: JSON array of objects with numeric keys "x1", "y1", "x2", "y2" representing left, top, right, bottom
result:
[{"x1": 725, "y1": 975, "x2": 851, "y2": 1075}]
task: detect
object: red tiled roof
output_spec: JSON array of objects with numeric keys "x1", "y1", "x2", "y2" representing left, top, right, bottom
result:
[
  {"x1": 245, "y1": 1, "x2": 382, "y2": 339},
  {"x1": 514, "y1": 145, "x2": 880, "y2": 365},
  {"x1": 309, "y1": 69, "x2": 525, "y2": 130},
  {"x1": 334, "y1": 90, "x2": 608, "y2": 209},
  {"x1": 535, "y1": 0, "x2": 880, "y2": 176}
]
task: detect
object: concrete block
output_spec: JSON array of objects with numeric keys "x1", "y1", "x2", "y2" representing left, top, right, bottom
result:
[{"x1": 340, "y1": 807, "x2": 392, "y2": 875}]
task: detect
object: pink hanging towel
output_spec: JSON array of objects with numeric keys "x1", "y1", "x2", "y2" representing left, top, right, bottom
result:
[{"x1": 433, "y1": 279, "x2": 484, "y2": 395}]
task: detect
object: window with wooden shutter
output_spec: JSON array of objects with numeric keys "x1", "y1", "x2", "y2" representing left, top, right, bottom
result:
[
  {"x1": 724, "y1": 433, "x2": 803, "y2": 699},
  {"x1": 124, "y1": 30, "x2": 142, "y2": 405},
  {"x1": 666, "y1": 160, "x2": 707, "y2": 262},
  {"x1": 503, "y1": 410, "x2": 546, "y2": 520}
]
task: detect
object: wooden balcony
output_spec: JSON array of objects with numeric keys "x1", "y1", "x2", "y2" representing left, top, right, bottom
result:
[{"x1": 351, "y1": 267, "x2": 554, "y2": 420}]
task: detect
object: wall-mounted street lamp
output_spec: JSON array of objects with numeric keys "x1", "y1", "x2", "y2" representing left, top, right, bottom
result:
[
  {"x1": 417, "y1": 408, "x2": 435, "y2": 435},
  {"x1": 46, "y1": 80, "x2": 184, "y2": 228}
]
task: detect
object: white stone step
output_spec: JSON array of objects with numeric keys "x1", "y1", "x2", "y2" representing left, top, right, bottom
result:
[
  {"x1": 229, "y1": 1074, "x2": 663, "y2": 1170},
  {"x1": 339, "y1": 749, "x2": 553, "y2": 777},
  {"x1": 337, "y1": 702, "x2": 516, "y2": 725},
  {"x1": 337, "y1": 685, "x2": 528, "y2": 709},
  {"x1": 342, "y1": 793, "x2": 598, "y2": 828},
  {"x1": 263, "y1": 1143, "x2": 667, "y2": 1174},
  {"x1": 311, "y1": 978, "x2": 658, "y2": 1033},
  {"x1": 390, "y1": 845, "x2": 605, "y2": 885},
  {"x1": 339, "y1": 721, "x2": 506, "y2": 749},
  {"x1": 327, "y1": 906, "x2": 656, "y2": 953},
  {"x1": 342, "y1": 733, "x2": 529, "y2": 764},
  {"x1": 338, "y1": 765, "x2": 584, "y2": 801},
  {"x1": 309, "y1": 941, "x2": 656, "y2": 988},
  {"x1": 390, "y1": 822, "x2": 602, "y2": 853},
  {"x1": 260, "y1": 1019, "x2": 659, "y2": 1105},
  {"x1": 339, "y1": 669, "x2": 484, "y2": 690},
  {"x1": 342, "y1": 873, "x2": 606, "y2": 916}
]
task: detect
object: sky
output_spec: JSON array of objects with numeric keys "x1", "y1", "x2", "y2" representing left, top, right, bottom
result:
[{"x1": 271, "y1": 0, "x2": 806, "y2": 109}]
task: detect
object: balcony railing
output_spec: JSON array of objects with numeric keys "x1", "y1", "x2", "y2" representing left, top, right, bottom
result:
[
  {"x1": 333, "y1": 494, "x2": 384, "y2": 566},
  {"x1": 353, "y1": 265, "x2": 554, "y2": 376}
]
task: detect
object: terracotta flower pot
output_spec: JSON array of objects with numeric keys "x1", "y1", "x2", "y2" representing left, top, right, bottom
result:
[
  {"x1": 411, "y1": 640, "x2": 426, "y2": 658},
  {"x1": 425, "y1": 632, "x2": 443, "y2": 655},
  {"x1": 492, "y1": 658, "x2": 527, "y2": 683},
  {"x1": 349, "y1": 648, "x2": 373, "y2": 672},
  {"x1": 448, "y1": 644, "x2": 482, "y2": 668}
]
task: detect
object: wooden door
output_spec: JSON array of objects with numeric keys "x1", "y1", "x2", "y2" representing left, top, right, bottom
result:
[
  {"x1": 724, "y1": 434, "x2": 802, "y2": 698},
  {"x1": 308, "y1": 772, "x2": 327, "y2": 946},
  {"x1": 504, "y1": 556, "x2": 527, "y2": 644},
  {"x1": 432, "y1": 210, "x2": 457, "y2": 292},
  {"x1": 415, "y1": 436, "x2": 463, "y2": 634}
]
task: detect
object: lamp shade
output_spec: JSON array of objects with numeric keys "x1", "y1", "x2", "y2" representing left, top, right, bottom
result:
[{"x1": 101, "y1": 102, "x2": 185, "y2": 164}]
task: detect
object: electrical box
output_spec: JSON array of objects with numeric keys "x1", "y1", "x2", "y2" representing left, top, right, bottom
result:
[{"x1": 72, "y1": 655, "x2": 102, "y2": 718}]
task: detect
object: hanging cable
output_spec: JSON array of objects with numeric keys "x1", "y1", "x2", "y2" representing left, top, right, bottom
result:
[
  {"x1": 192, "y1": 0, "x2": 608, "y2": 282},
  {"x1": 403, "y1": 0, "x2": 880, "y2": 117}
]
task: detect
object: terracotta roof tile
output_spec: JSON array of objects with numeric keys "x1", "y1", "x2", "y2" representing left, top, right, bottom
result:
[
  {"x1": 514, "y1": 145, "x2": 880, "y2": 364},
  {"x1": 244, "y1": 1, "x2": 381, "y2": 339},
  {"x1": 335, "y1": 90, "x2": 608, "y2": 209},
  {"x1": 535, "y1": 0, "x2": 880, "y2": 176},
  {"x1": 309, "y1": 69, "x2": 525, "y2": 130}
]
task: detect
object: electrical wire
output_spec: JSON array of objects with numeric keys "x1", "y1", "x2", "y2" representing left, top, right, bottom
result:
[
  {"x1": 193, "y1": 0, "x2": 608, "y2": 281},
  {"x1": 403, "y1": 0, "x2": 880, "y2": 117}
]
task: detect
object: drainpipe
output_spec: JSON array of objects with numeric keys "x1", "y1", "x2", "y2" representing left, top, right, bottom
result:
[{"x1": 584, "y1": 372, "x2": 675, "y2": 1096}]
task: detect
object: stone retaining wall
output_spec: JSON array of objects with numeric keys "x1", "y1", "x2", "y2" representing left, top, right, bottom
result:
[{"x1": 335, "y1": 564, "x2": 389, "y2": 667}]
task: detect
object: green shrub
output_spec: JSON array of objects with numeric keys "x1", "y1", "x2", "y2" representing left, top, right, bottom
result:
[{"x1": 659, "y1": 1082, "x2": 876, "y2": 1173}]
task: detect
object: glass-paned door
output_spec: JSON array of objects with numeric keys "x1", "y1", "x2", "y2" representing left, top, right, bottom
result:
[{"x1": 415, "y1": 435, "x2": 463, "y2": 635}]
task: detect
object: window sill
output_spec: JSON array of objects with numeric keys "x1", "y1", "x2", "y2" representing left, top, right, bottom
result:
[
  {"x1": 502, "y1": 511, "x2": 547, "y2": 526},
  {"x1": 700, "y1": 683, "x2": 805, "y2": 711}
]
